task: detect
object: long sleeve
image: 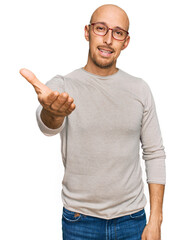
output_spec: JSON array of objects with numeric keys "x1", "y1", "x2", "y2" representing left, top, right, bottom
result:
[
  {"x1": 140, "y1": 81, "x2": 166, "y2": 184},
  {"x1": 36, "y1": 75, "x2": 66, "y2": 136}
]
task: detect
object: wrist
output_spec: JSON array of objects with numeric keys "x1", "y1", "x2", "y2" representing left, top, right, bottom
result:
[
  {"x1": 42, "y1": 108, "x2": 64, "y2": 120},
  {"x1": 149, "y1": 212, "x2": 163, "y2": 225},
  {"x1": 41, "y1": 108, "x2": 65, "y2": 129}
]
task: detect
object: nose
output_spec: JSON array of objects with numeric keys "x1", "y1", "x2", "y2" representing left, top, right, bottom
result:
[{"x1": 103, "y1": 29, "x2": 113, "y2": 45}]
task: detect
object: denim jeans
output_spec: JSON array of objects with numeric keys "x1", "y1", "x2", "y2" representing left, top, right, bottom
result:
[{"x1": 62, "y1": 207, "x2": 146, "y2": 240}]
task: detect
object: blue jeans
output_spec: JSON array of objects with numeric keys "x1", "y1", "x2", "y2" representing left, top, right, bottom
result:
[{"x1": 62, "y1": 207, "x2": 146, "y2": 240}]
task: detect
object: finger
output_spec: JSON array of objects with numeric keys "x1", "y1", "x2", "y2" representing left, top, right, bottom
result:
[
  {"x1": 59, "y1": 100, "x2": 76, "y2": 114},
  {"x1": 50, "y1": 92, "x2": 70, "y2": 110},
  {"x1": 19, "y1": 68, "x2": 51, "y2": 95},
  {"x1": 65, "y1": 103, "x2": 76, "y2": 115},
  {"x1": 38, "y1": 91, "x2": 60, "y2": 106},
  {"x1": 59, "y1": 96, "x2": 74, "y2": 111}
]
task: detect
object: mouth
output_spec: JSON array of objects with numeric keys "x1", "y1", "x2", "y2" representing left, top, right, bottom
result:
[{"x1": 98, "y1": 47, "x2": 114, "y2": 57}]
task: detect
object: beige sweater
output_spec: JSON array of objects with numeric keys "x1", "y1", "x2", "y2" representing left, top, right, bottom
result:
[{"x1": 36, "y1": 68, "x2": 166, "y2": 219}]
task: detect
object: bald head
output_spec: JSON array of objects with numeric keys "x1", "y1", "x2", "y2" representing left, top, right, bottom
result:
[{"x1": 90, "y1": 4, "x2": 130, "y2": 32}]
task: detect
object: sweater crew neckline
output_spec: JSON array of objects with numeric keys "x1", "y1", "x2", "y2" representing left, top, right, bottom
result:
[{"x1": 80, "y1": 67, "x2": 121, "y2": 80}]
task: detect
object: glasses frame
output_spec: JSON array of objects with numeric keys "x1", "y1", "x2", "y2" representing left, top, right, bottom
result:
[{"x1": 89, "y1": 22, "x2": 129, "y2": 41}]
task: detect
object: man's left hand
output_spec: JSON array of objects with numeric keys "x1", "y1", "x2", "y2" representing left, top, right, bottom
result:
[{"x1": 141, "y1": 221, "x2": 161, "y2": 240}]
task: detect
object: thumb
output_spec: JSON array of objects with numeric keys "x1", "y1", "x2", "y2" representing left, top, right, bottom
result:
[{"x1": 19, "y1": 68, "x2": 52, "y2": 95}]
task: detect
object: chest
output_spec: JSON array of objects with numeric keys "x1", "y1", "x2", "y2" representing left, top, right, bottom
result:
[{"x1": 66, "y1": 83, "x2": 143, "y2": 136}]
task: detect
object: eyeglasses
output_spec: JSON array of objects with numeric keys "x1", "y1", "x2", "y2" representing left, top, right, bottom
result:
[{"x1": 89, "y1": 22, "x2": 129, "y2": 41}]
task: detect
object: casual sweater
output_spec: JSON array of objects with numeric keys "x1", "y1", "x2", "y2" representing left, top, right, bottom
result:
[{"x1": 36, "y1": 68, "x2": 166, "y2": 219}]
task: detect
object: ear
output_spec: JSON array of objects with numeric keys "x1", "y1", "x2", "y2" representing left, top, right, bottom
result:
[
  {"x1": 121, "y1": 35, "x2": 130, "y2": 50},
  {"x1": 84, "y1": 25, "x2": 90, "y2": 41}
]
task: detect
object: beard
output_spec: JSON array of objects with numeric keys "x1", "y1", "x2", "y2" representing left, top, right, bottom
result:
[{"x1": 88, "y1": 49, "x2": 115, "y2": 69}]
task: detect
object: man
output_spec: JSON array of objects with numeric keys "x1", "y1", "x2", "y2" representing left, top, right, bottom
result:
[{"x1": 20, "y1": 4, "x2": 166, "y2": 240}]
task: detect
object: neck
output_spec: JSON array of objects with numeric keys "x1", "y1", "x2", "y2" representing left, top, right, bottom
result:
[{"x1": 84, "y1": 57, "x2": 118, "y2": 76}]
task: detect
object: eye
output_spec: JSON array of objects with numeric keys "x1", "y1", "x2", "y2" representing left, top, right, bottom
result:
[
  {"x1": 95, "y1": 24, "x2": 106, "y2": 32},
  {"x1": 114, "y1": 29, "x2": 124, "y2": 36}
]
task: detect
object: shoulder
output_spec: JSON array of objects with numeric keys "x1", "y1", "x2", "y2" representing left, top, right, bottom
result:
[
  {"x1": 45, "y1": 74, "x2": 65, "y2": 92},
  {"x1": 46, "y1": 68, "x2": 81, "y2": 84},
  {"x1": 118, "y1": 69, "x2": 152, "y2": 97},
  {"x1": 119, "y1": 69, "x2": 145, "y2": 85},
  {"x1": 64, "y1": 68, "x2": 82, "y2": 79},
  {"x1": 44, "y1": 68, "x2": 82, "y2": 92}
]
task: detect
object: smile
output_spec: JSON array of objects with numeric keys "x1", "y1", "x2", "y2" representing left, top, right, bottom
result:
[{"x1": 98, "y1": 47, "x2": 113, "y2": 57}]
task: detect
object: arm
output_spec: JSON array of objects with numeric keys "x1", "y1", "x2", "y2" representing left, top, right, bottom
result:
[
  {"x1": 142, "y1": 183, "x2": 165, "y2": 240},
  {"x1": 148, "y1": 183, "x2": 165, "y2": 224},
  {"x1": 19, "y1": 68, "x2": 76, "y2": 134},
  {"x1": 140, "y1": 81, "x2": 166, "y2": 240}
]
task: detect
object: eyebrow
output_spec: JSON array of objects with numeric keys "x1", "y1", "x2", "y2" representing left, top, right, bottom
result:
[{"x1": 94, "y1": 21, "x2": 126, "y2": 32}]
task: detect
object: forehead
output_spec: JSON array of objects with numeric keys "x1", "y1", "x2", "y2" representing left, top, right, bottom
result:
[{"x1": 91, "y1": 7, "x2": 128, "y2": 29}]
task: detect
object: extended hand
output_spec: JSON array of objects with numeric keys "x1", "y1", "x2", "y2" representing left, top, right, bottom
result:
[{"x1": 19, "y1": 68, "x2": 76, "y2": 118}]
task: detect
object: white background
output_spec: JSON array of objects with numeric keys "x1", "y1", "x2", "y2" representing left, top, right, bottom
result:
[{"x1": 0, "y1": 0, "x2": 185, "y2": 239}]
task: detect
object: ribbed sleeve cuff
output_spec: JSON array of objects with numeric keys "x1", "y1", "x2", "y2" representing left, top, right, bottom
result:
[{"x1": 36, "y1": 105, "x2": 66, "y2": 136}]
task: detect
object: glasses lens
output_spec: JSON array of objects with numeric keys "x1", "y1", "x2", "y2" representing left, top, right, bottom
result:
[
  {"x1": 93, "y1": 23, "x2": 107, "y2": 36},
  {"x1": 113, "y1": 28, "x2": 127, "y2": 40}
]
